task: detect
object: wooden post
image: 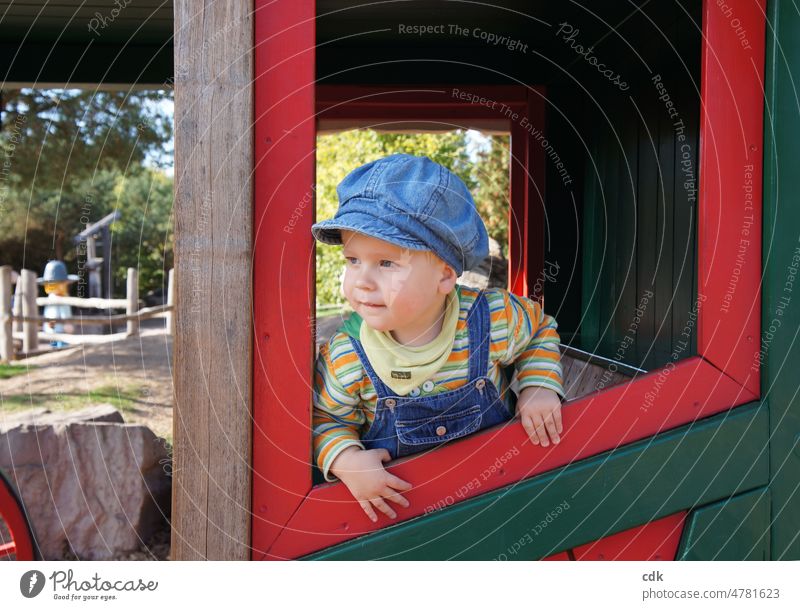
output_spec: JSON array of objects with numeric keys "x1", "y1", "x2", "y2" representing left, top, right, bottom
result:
[
  {"x1": 172, "y1": 0, "x2": 252, "y2": 559},
  {"x1": 20, "y1": 269, "x2": 38, "y2": 354},
  {"x1": 126, "y1": 267, "x2": 139, "y2": 336},
  {"x1": 12, "y1": 274, "x2": 23, "y2": 332},
  {"x1": 0, "y1": 266, "x2": 12, "y2": 362},
  {"x1": 86, "y1": 234, "x2": 102, "y2": 299},
  {"x1": 165, "y1": 268, "x2": 175, "y2": 337}
]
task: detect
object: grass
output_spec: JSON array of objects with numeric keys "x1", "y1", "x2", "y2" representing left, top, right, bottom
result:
[
  {"x1": 1, "y1": 383, "x2": 149, "y2": 414},
  {"x1": 0, "y1": 363, "x2": 32, "y2": 380}
]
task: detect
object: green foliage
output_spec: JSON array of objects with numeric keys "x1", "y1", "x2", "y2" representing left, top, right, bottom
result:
[
  {"x1": 0, "y1": 167, "x2": 173, "y2": 296},
  {"x1": 472, "y1": 135, "x2": 510, "y2": 258},
  {"x1": 107, "y1": 169, "x2": 174, "y2": 292},
  {"x1": 0, "y1": 88, "x2": 173, "y2": 295},
  {"x1": 1, "y1": 89, "x2": 172, "y2": 189},
  {"x1": 314, "y1": 129, "x2": 509, "y2": 308}
]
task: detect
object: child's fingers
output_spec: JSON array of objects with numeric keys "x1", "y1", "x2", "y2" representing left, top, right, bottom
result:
[
  {"x1": 521, "y1": 415, "x2": 539, "y2": 445},
  {"x1": 386, "y1": 473, "x2": 413, "y2": 491},
  {"x1": 383, "y1": 488, "x2": 410, "y2": 508},
  {"x1": 543, "y1": 413, "x2": 560, "y2": 444},
  {"x1": 359, "y1": 500, "x2": 378, "y2": 522},
  {"x1": 371, "y1": 497, "x2": 397, "y2": 519},
  {"x1": 531, "y1": 413, "x2": 551, "y2": 447},
  {"x1": 554, "y1": 407, "x2": 563, "y2": 434},
  {"x1": 544, "y1": 417, "x2": 561, "y2": 443}
]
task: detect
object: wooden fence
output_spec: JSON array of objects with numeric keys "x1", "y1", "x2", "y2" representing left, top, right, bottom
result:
[{"x1": 0, "y1": 266, "x2": 174, "y2": 362}]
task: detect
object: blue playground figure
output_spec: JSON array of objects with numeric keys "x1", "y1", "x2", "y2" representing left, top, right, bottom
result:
[{"x1": 37, "y1": 260, "x2": 79, "y2": 348}]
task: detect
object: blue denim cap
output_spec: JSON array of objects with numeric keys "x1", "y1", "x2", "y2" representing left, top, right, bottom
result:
[{"x1": 311, "y1": 153, "x2": 489, "y2": 275}]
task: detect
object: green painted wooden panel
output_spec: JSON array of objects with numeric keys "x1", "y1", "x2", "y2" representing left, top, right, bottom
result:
[
  {"x1": 668, "y1": 68, "x2": 700, "y2": 371},
  {"x1": 763, "y1": 0, "x2": 800, "y2": 562},
  {"x1": 306, "y1": 403, "x2": 768, "y2": 560},
  {"x1": 579, "y1": 116, "x2": 606, "y2": 350},
  {"x1": 636, "y1": 90, "x2": 659, "y2": 363},
  {"x1": 578, "y1": 4, "x2": 700, "y2": 372},
  {"x1": 615, "y1": 98, "x2": 639, "y2": 361},
  {"x1": 677, "y1": 487, "x2": 771, "y2": 560},
  {"x1": 580, "y1": 81, "x2": 699, "y2": 372}
]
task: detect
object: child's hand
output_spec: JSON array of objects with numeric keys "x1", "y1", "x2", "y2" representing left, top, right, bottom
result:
[
  {"x1": 516, "y1": 386, "x2": 563, "y2": 447},
  {"x1": 329, "y1": 446, "x2": 412, "y2": 522}
]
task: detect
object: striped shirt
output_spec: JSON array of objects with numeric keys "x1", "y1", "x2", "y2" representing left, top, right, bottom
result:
[{"x1": 313, "y1": 285, "x2": 564, "y2": 481}]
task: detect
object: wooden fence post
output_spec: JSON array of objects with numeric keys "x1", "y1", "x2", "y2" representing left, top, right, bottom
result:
[
  {"x1": 166, "y1": 268, "x2": 175, "y2": 337},
  {"x1": 126, "y1": 268, "x2": 139, "y2": 336},
  {"x1": 12, "y1": 274, "x2": 23, "y2": 332},
  {"x1": 21, "y1": 269, "x2": 38, "y2": 354},
  {"x1": 0, "y1": 266, "x2": 12, "y2": 362}
]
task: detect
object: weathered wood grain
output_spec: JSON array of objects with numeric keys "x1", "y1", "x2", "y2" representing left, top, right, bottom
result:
[{"x1": 172, "y1": 0, "x2": 253, "y2": 560}]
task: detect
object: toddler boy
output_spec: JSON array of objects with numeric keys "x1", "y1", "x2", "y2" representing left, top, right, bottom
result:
[{"x1": 311, "y1": 153, "x2": 564, "y2": 522}]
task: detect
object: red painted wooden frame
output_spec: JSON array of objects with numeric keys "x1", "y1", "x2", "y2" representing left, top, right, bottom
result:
[
  {"x1": 315, "y1": 84, "x2": 546, "y2": 298},
  {"x1": 0, "y1": 474, "x2": 36, "y2": 560},
  {"x1": 252, "y1": 0, "x2": 764, "y2": 559}
]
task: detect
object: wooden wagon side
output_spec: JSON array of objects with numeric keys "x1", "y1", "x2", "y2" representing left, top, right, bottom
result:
[{"x1": 170, "y1": 0, "x2": 800, "y2": 561}]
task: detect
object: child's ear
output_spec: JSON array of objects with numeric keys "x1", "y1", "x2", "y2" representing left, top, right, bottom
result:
[{"x1": 438, "y1": 261, "x2": 458, "y2": 294}]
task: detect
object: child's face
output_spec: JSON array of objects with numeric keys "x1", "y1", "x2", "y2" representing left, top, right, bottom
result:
[{"x1": 340, "y1": 229, "x2": 456, "y2": 334}]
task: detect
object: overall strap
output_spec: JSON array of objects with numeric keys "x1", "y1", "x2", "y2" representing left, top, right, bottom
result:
[
  {"x1": 348, "y1": 335, "x2": 394, "y2": 398},
  {"x1": 466, "y1": 290, "x2": 491, "y2": 380}
]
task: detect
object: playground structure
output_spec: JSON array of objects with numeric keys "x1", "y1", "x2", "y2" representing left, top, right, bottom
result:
[
  {"x1": 0, "y1": 265, "x2": 174, "y2": 362},
  {"x1": 168, "y1": 0, "x2": 797, "y2": 560},
  {"x1": 0, "y1": 0, "x2": 798, "y2": 561},
  {"x1": 73, "y1": 211, "x2": 121, "y2": 301}
]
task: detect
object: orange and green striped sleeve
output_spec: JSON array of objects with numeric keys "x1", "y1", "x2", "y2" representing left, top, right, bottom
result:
[
  {"x1": 487, "y1": 288, "x2": 565, "y2": 399},
  {"x1": 312, "y1": 336, "x2": 370, "y2": 482}
]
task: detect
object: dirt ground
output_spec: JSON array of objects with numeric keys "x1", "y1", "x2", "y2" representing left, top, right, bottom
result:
[{"x1": 1, "y1": 323, "x2": 174, "y2": 441}]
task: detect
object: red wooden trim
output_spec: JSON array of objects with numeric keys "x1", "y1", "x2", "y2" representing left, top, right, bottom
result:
[
  {"x1": 317, "y1": 85, "x2": 528, "y2": 114},
  {"x1": 525, "y1": 90, "x2": 546, "y2": 300},
  {"x1": 251, "y1": 0, "x2": 317, "y2": 558},
  {"x1": 509, "y1": 106, "x2": 529, "y2": 296},
  {"x1": 0, "y1": 505, "x2": 34, "y2": 561},
  {"x1": 572, "y1": 512, "x2": 687, "y2": 560},
  {"x1": 542, "y1": 551, "x2": 571, "y2": 560},
  {"x1": 316, "y1": 84, "x2": 540, "y2": 296},
  {"x1": 697, "y1": 0, "x2": 765, "y2": 396},
  {"x1": 0, "y1": 542, "x2": 16, "y2": 559},
  {"x1": 253, "y1": 0, "x2": 767, "y2": 560},
  {"x1": 315, "y1": 85, "x2": 544, "y2": 297},
  {"x1": 268, "y1": 357, "x2": 755, "y2": 558}
]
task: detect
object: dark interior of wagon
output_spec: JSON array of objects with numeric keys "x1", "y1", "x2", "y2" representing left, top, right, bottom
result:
[{"x1": 316, "y1": 0, "x2": 702, "y2": 382}]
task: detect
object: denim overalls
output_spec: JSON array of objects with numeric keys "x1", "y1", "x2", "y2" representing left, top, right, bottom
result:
[{"x1": 348, "y1": 290, "x2": 515, "y2": 459}]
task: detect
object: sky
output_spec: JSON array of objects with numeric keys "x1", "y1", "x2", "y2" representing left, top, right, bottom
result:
[{"x1": 145, "y1": 96, "x2": 174, "y2": 177}]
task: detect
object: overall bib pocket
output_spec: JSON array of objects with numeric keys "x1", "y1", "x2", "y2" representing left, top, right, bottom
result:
[{"x1": 395, "y1": 404, "x2": 483, "y2": 446}]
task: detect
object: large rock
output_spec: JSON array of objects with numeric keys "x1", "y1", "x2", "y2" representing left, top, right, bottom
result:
[{"x1": 0, "y1": 405, "x2": 171, "y2": 560}]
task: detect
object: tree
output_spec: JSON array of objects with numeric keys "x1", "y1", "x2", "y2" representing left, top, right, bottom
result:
[
  {"x1": 0, "y1": 88, "x2": 173, "y2": 294},
  {"x1": 471, "y1": 134, "x2": 510, "y2": 258},
  {"x1": 1, "y1": 88, "x2": 171, "y2": 190}
]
